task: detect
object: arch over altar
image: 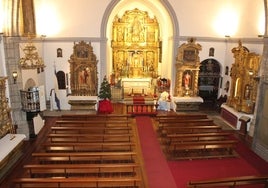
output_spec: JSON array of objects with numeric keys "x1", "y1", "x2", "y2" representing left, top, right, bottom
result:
[{"x1": 111, "y1": 8, "x2": 161, "y2": 95}]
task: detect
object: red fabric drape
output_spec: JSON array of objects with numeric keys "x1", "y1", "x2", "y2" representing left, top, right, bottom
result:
[{"x1": 98, "y1": 99, "x2": 113, "y2": 113}]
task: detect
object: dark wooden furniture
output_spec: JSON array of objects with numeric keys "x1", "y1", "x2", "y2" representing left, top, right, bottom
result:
[{"x1": 187, "y1": 175, "x2": 268, "y2": 188}]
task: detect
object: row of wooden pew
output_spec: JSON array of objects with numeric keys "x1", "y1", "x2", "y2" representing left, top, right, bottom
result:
[
  {"x1": 155, "y1": 113, "x2": 238, "y2": 160},
  {"x1": 156, "y1": 113, "x2": 268, "y2": 187},
  {"x1": 13, "y1": 114, "x2": 146, "y2": 188}
]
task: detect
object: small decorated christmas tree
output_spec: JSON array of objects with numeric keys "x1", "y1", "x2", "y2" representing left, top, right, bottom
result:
[
  {"x1": 98, "y1": 76, "x2": 113, "y2": 113},
  {"x1": 98, "y1": 75, "x2": 111, "y2": 100}
]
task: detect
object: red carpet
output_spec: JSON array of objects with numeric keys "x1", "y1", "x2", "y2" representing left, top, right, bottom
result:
[
  {"x1": 135, "y1": 116, "x2": 177, "y2": 188},
  {"x1": 136, "y1": 116, "x2": 268, "y2": 188},
  {"x1": 133, "y1": 96, "x2": 145, "y2": 104}
]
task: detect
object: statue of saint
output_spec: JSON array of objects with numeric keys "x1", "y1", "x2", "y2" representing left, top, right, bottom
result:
[
  {"x1": 132, "y1": 17, "x2": 144, "y2": 42},
  {"x1": 184, "y1": 72, "x2": 191, "y2": 89}
]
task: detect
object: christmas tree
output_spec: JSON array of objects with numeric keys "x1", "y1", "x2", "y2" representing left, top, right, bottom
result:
[{"x1": 98, "y1": 75, "x2": 112, "y2": 100}]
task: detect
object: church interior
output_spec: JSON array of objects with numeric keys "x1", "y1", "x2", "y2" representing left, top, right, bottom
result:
[{"x1": 1, "y1": 0, "x2": 268, "y2": 187}]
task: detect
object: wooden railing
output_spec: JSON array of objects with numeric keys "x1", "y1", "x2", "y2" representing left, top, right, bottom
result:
[{"x1": 126, "y1": 104, "x2": 158, "y2": 116}]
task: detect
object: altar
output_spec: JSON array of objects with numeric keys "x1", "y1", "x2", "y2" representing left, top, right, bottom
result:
[
  {"x1": 0, "y1": 134, "x2": 26, "y2": 180},
  {"x1": 68, "y1": 96, "x2": 98, "y2": 110},
  {"x1": 121, "y1": 78, "x2": 152, "y2": 95},
  {"x1": 173, "y1": 96, "x2": 203, "y2": 111},
  {"x1": 221, "y1": 104, "x2": 253, "y2": 131}
]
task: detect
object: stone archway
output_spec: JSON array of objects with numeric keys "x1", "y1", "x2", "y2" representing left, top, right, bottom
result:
[
  {"x1": 198, "y1": 58, "x2": 221, "y2": 105},
  {"x1": 100, "y1": 0, "x2": 180, "y2": 94}
]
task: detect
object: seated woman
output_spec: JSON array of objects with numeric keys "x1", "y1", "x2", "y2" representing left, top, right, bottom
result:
[{"x1": 157, "y1": 91, "x2": 171, "y2": 111}]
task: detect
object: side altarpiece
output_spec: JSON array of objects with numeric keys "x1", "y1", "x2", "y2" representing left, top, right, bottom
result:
[
  {"x1": 174, "y1": 38, "x2": 202, "y2": 97},
  {"x1": 69, "y1": 41, "x2": 98, "y2": 96},
  {"x1": 226, "y1": 41, "x2": 260, "y2": 114}
]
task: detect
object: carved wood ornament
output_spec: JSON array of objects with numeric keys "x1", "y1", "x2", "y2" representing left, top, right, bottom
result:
[
  {"x1": 111, "y1": 8, "x2": 161, "y2": 79},
  {"x1": 227, "y1": 41, "x2": 260, "y2": 114},
  {"x1": 174, "y1": 38, "x2": 202, "y2": 97},
  {"x1": 69, "y1": 41, "x2": 98, "y2": 96}
]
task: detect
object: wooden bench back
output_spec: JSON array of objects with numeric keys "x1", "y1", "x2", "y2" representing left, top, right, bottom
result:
[
  {"x1": 162, "y1": 125, "x2": 222, "y2": 135},
  {"x1": 42, "y1": 142, "x2": 135, "y2": 152},
  {"x1": 166, "y1": 132, "x2": 232, "y2": 143},
  {"x1": 187, "y1": 175, "x2": 268, "y2": 188},
  {"x1": 13, "y1": 177, "x2": 141, "y2": 188},
  {"x1": 24, "y1": 163, "x2": 141, "y2": 178},
  {"x1": 55, "y1": 120, "x2": 132, "y2": 127},
  {"x1": 47, "y1": 133, "x2": 133, "y2": 143},
  {"x1": 156, "y1": 114, "x2": 207, "y2": 121},
  {"x1": 51, "y1": 126, "x2": 132, "y2": 134}
]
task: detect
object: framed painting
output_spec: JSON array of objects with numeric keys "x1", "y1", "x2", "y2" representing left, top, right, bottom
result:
[{"x1": 183, "y1": 49, "x2": 196, "y2": 62}]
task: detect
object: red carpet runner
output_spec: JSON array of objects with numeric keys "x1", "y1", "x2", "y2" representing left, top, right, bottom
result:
[
  {"x1": 135, "y1": 116, "x2": 177, "y2": 188},
  {"x1": 136, "y1": 116, "x2": 268, "y2": 188}
]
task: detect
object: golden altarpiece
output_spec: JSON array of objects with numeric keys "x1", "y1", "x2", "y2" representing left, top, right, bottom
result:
[
  {"x1": 226, "y1": 41, "x2": 260, "y2": 114},
  {"x1": 172, "y1": 38, "x2": 203, "y2": 111},
  {"x1": 111, "y1": 8, "x2": 161, "y2": 95},
  {"x1": 174, "y1": 38, "x2": 202, "y2": 97},
  {"x1": 0, "y1": 77, "x2": 12, "y2": 138},
  {"x1": 68, "y1": 41, "x2": 98, "y2": 110}
]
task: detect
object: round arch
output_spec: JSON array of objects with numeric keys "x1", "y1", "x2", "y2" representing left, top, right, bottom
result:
[
  {"x1": 199, "y1": 58, "x2": 221, "y2": 106},
  {"x1": 100, "y1": 0, "x2": 179, "y2": 86}
]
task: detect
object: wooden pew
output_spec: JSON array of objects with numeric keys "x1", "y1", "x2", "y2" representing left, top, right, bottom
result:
[
  {"x1": 51, "y1": 126, "x2": 132, "y2": 134},
  {"x1": 162, "y1": 125, "x2": 222, "y2": 135},
  {"x1": 168, "y1": 140, "x2": 238, "y2": 159},
  {"x1": 13, "y1": 177, "x2": 141, "y2": 188},
  {"x1": 60, "y1": 114, "x2": 131, "y2": 121},
  {"x1": 158, "y1": 118, "x2": 213, "y2": 127},
  {"x1": 158, "y1": 118, "x2": 213, "y2": 124},
  {"x1": 55, "y1": 120, "x2": 132, "y2": 127},
  {"x1": 156, "y1": 113, "x2": 208, "y2": 120},
  {"x1": 155, "y1": 114, "x2": 208, "y2": 122},
  {"x1": 32, "y1": 152, "x2": 137, "y2": 164},
  {"x1": 24, "y1": 163, "x2": 141, "y2": 178},
  {"x1": 165, "y1": 132, "x2": 233, "y2": 144},
  {"x1": 47, "y1": 133, "x2": 133, "y2": 143},
  {"x1": 42, "y1": 142, "x2": 136, "y2": 152},
  {"x1": 158, "y1": 119, "x2": 215, "y2": 132},
  {"x1": 187, "y1": 174, "x2": 268, "y2": 187}
]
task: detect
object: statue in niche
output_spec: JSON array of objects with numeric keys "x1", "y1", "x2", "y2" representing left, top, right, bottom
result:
[
  {"x1": 131, "y1": 17, "x2": 144, "y2": 42},
  {"x1": 132, "y1": 51, "x2": 143, "y2": 67},
  {"x1": 183, "y1": 71, "x2": 191, "y2": 89},
  {"x1": 79, "y1": 67, "x2": 94, "y2": 91}
]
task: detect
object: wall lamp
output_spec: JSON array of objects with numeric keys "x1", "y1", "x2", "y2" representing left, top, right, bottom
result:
[{"x1": 12, "y1": 71, "x2": 18, "y2": 84}]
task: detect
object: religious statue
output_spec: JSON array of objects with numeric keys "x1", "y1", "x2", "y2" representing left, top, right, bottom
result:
[
  {"x1": 132, "y1": 17, "x2": 144, "y2": 42},
  {"x1": 184, "y1": 72, "x2": 191, "y2": 89}
]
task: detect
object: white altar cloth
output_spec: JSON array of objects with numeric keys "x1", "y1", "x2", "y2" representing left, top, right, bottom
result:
[
  {"x1": 121, "y1": 78, "x2": 152, "y2": 94},
  {"x1": 0, "y1": 134, "x2": 26, "y2": 162},
  {"x1": 221, "y1": 104, "x2": 253, "y2": 130},
  {"x1": 172, "y1": 96, "x2": 204, "y2": 111},
  {"x1": 173, "y1": 96, "x2": 204, "y2": 103},
  {"x1": 68, "y1": 96, "x2": 98, "y2": 110}
]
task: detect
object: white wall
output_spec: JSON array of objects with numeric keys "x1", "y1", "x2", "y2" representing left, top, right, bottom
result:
[
  {"x1": 34, "y1": 0, "x2": 264, "y2": 38},
  {"x1": 169, "y1": 0, "x2": 264, "y2": 37},
  {"x1": 28, "y1": 0, "x2": 266, "y2": 109}
]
